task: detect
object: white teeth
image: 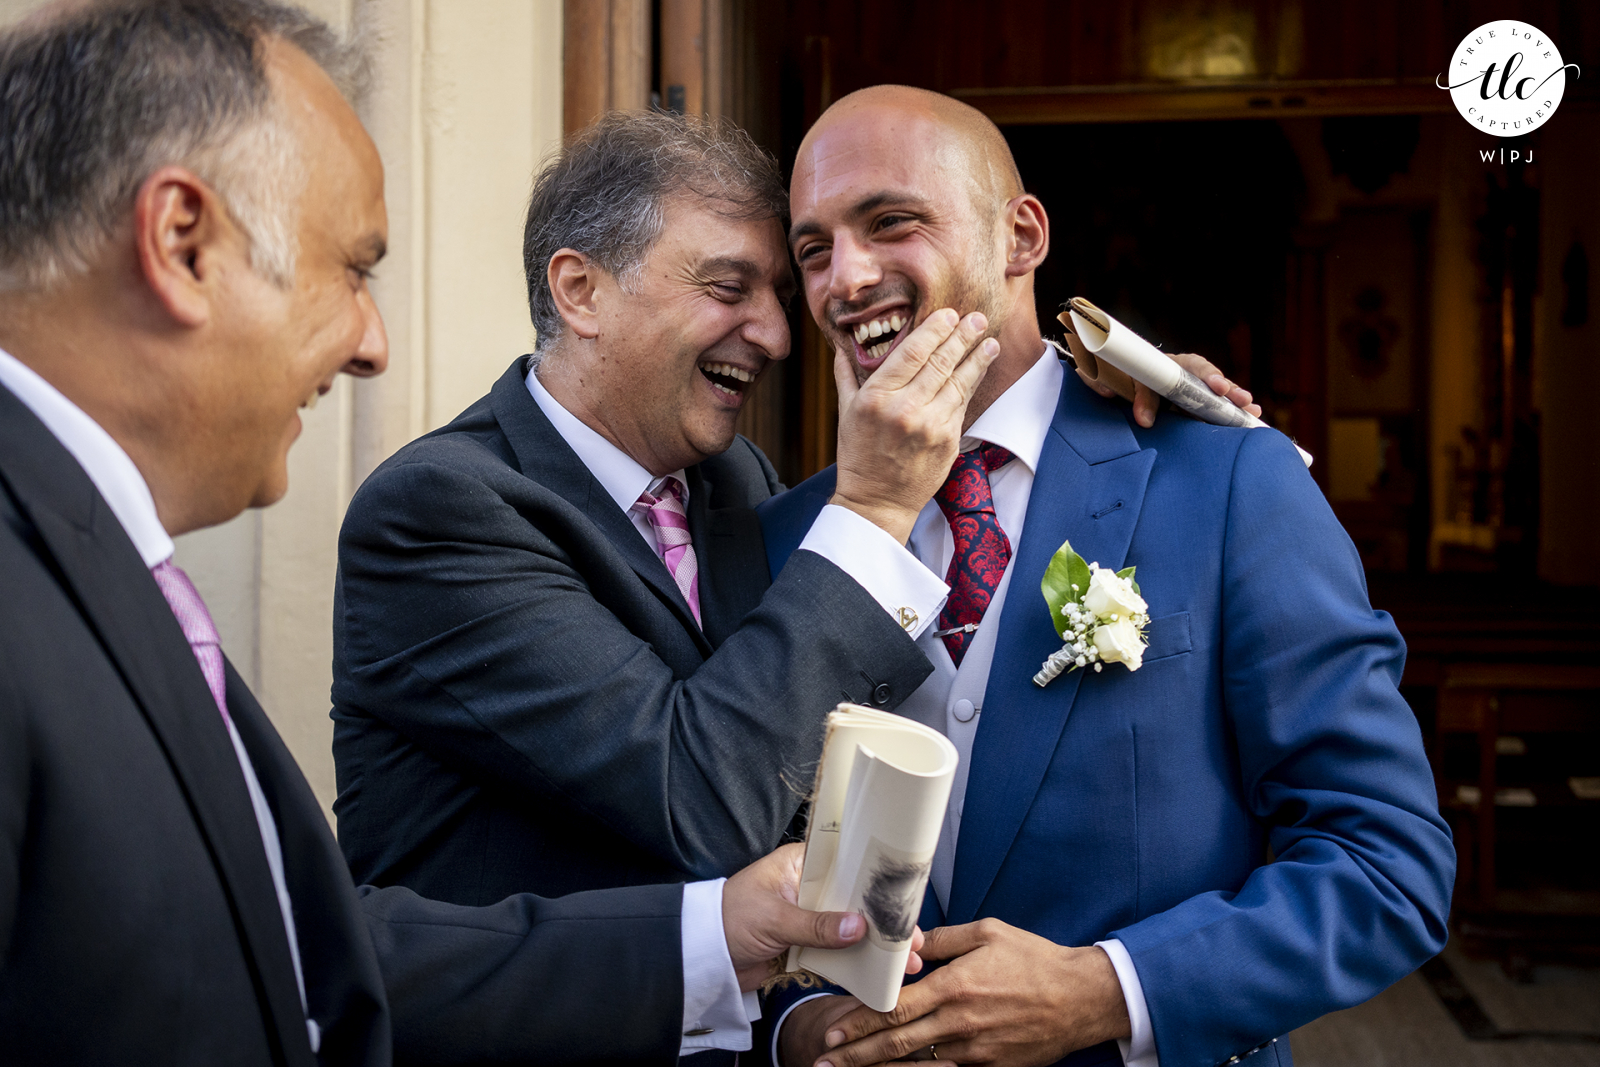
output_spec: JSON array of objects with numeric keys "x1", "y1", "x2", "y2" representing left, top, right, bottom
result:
[
  {"x1": 866, "y1": 341, "x2": 889, "y2": 360},
  {"x1": 852, "y1": 313, "x2": 908, "y2": 347},
  {"x1": 699, "y1": 362, "x2": 755, "y2": 384},
  {"x1": 302, "y1": 390, "x2": 319, "y2": 411}
]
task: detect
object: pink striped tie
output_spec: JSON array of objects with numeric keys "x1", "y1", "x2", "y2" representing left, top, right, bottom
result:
[
  {"x1": 632, "y1": 476, "x2": 701, "y2": 627},
  {"x1": 150, "y1": 559, "x2": 232, "y2": 725}
]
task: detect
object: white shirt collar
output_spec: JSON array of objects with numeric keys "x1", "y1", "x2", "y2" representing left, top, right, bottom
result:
[
  {"x1": 958, "y1": 342, "x2": 1063, "y2": 474},
  {"x1": 0, "y1": 345, "x2": 174, "y2": 567},
  {"x1": 525, "y1": 365, "x2": 688, "y2": 514}
]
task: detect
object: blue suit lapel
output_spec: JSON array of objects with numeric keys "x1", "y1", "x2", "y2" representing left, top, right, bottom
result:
[
  {"x1": 946, "y1": 369, "x2": 1156, "y2": 925},
  {"x1": 919, "y1": 885, "x2": 946, "y2": 931},
  {"x1": 757, "y1": 467, "x2": 837, "y2": 578}
]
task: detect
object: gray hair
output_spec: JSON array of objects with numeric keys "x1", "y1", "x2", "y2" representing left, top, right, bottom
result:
[
  {"x1": 0, "y1": 0, "x2": 371, "y2": 292},
  {"x1": 523, "y1": 109, "x2": 787, "y2": 358}
]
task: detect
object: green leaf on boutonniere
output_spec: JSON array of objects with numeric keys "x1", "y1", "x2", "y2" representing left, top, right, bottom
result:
[
  {"x1": 1116, "y1": 566, "x2": 1141, "y2": 595},
  {"x1": 1041, "y1": 539, "x2": 1092, "y2": 638}
]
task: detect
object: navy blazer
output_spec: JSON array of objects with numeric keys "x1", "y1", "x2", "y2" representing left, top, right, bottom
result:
[
  {"x1": 0, "y1": 383, "x2": 688, "y2": 1065},
  {"x1": 758, "y1": 362, "x2": 1455, "y2": 1067}
]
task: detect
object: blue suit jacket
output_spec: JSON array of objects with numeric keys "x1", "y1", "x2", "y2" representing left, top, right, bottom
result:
[{"x1": 758, "y1": 364, "x2": 1454, "y2": 1067}]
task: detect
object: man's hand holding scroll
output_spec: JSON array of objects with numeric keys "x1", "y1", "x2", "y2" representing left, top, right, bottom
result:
[{"x1": 725, "y1": 843, "x2": 927, "y2": 992}]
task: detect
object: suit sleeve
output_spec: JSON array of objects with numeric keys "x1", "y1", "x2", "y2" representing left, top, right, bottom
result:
[
  {"x1": 751, "y1": 978, "x2": 850, "y2": 1067},
  {"x1": 1110, "y1": 429, "x2": 1455, "y2": 1067},
  {"x1": 359, "y1": 881, "x2": 684, "y2": 1066},
  {"x1": 0, "y1": 644, "x2": 24, "y2": 967},
  {"x1": 334, "y1": 455, "x2": 931, "y2": 879}
]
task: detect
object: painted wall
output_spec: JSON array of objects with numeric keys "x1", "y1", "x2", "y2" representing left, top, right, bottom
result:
[{"x1": 0, "y1": 0, "x2": 564, "y2": 816}]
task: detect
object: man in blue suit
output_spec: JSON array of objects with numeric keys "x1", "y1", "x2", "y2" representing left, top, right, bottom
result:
[{"x1": 760, "y1": 86, "x2": 1455, "y2": 1067}]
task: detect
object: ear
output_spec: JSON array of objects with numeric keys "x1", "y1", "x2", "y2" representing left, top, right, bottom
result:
[
  {"x1": 1002, "y1": 194, "x2": 1049, "y2": 279},
  {"x1": 547, "y1": 249, "x2": 602, "y2": 341},
  {"x1": 132, "y1": 165, "x2": 239, "y2": 329}
]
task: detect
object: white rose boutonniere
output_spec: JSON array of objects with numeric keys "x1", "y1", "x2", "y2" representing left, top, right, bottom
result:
[
  {"x1": 1033, "y1": 539, "x2": 1150, "y2": 687},
  {"x1": 1083, "y1": 566, "x2": 1148, "y2": 619},
  {"x1": 1093, "y1": 616, "x2": 1146, "y2": 670}
]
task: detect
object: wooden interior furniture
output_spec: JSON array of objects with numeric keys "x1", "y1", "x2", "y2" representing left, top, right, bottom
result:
[{"x1": 1433, "y1": 664, "x2": 1600, "y2": 926}]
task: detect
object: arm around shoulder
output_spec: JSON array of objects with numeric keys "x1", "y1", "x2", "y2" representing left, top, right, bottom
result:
[{"x1": 336, "y1": 452, "x2": 930, "y2": 881}]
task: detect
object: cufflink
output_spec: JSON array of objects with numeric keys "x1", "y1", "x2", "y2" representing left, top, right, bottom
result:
[
  {"x1": 896, "y1": 606, "x2": 919, "y2": 631},
  {"x1": 685, "y1": 1027, "x2": 715, "y2": 1036},
  {"x1": 1218, "y1": 1037, "x2": 1277, "y2": 1065}
]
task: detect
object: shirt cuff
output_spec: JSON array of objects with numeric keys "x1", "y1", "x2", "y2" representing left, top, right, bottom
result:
[
  {"x1": 771, "y1": 991, "x2": 837, "y2": 1067},
  {"x1": 680, "y1": 879, "x2": 753, "y2": 1053},
  {"x1": 797, "y1": 504, "x2": 948, "y2": 640},
  {"x1": 1096, "y1": 939, "x2": 1158, "y2": 1067}
]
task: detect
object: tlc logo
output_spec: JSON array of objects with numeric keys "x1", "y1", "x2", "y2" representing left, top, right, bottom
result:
[{"x1": 1437, "y1": 20, "x2": 1580, "y2": 136}]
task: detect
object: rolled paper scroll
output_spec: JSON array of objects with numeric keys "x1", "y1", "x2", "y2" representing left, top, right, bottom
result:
[
  {"x1": 1061, "y1": 297, "x2": 1313, "y2": 468},
  {"x1": 786, "y1": 704, "x2": 957, "y2": 1011}
]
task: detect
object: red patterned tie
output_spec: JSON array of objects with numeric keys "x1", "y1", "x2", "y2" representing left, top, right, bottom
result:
[
  {"x1": 632, "y1": 476, "x2": 702, "y2": 627},
  {"x1": 934, "y1": 443, "x2": 1015, "y2": 666},
  {"x1": 150, "y1": 559, "x2": 231, "y2": 725}
]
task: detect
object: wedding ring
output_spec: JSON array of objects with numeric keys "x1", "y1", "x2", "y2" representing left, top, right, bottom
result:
[{"x1": 907, "y1": 1045, "x2": 937, "y2": 1062}]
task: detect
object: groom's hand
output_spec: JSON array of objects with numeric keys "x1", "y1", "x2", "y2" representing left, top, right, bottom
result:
[
  {"x1": 722, "y1": 843, "x2": 925, "y2": 992},
  {"x1": 811, "y1": 919, "x2": 1129, "y2": 1067}
]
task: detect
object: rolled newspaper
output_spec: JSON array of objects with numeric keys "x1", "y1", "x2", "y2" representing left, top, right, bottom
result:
[{"x1": 1061, "y1": 297, "x2": 1313, "y2": 468}]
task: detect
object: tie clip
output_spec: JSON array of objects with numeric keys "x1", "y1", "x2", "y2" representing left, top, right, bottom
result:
[{"x1": 929, "y1": 623, "x2": 981, "y2": 639}]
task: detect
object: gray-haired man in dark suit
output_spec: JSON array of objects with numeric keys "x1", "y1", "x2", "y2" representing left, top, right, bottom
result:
[
  {"x1": 329, "y1": 111, "x2": 1000, "y2": 897},
  {"x1": 0, "y1": 3, "x2": 893, "y2": 1063}
]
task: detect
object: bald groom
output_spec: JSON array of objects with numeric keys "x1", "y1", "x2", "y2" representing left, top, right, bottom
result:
[{"x1": 761, "y1": 85, "x2": 1454, "y2": 1067}]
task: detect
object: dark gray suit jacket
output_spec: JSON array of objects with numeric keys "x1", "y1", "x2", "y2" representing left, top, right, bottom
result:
[
  {"x1": 0, "y1": 382, "x2": 686, "y2": 1066},
  {"x1": 332, "y1": 357, "x2": 931, "y2": 904}
]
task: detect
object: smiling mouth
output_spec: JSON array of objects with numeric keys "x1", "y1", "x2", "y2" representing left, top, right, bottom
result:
[
  {"x1": 698, "y1": 360, "x2": 757, "y2": 400},
  {"x1": 848, "y1": 308, "x2": 912, "y2": 365},
  {"x1": 300, "y1": 383, "x2": 333, "y2": 410}
]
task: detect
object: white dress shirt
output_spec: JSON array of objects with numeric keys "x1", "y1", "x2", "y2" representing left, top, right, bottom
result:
[
  {"x1": 772, "y1": 348, "x2": 1158, "y2": 1067},
  {"x1": 530, "y1": 361, "x2": 963, "y2": 1049},
  {"x1": 0, "y1": 346, "x2": 322, "y2": 1054},
  {"x1": 528, "y1": 370, "x2": 692, "y2": 553},
  {"x1": 529, "y1": 368, "x2": 766, "y2": 1052}
]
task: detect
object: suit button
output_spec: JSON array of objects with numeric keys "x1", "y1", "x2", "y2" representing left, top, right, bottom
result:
[
  {"x1": 872, "y1": 683, "x2": 892, "y2": 704},
  {"x1": 952, "y1": 698, "x2": 977, "y2": 722}
]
